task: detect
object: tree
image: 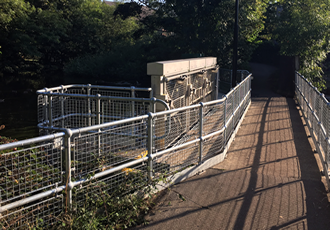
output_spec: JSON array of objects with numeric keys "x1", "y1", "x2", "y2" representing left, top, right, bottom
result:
[
  {"x1": 265, "y1": 0, "x2": 330, "y2": 90},
  {"x1": 0, "y1": 0, "x2": 141, "y2": 89},
  {"x1": 119, "y1": 0, "x2": 267, "y2": 68}
]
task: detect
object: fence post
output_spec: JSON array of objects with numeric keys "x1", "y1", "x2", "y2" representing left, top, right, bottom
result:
[
  {"x1": 224, "y1": 96, "x2": 227, "y2": 143},
  {"x1": 64, "y1": 129, "x2": 73, "y2": 210},
  {"x1": 48, "y1": 93, "x2": 53, "y2": 129},
  {"x1": 96, "y1": 94, "x2": 101, "y2": 155},
  {"x1": 147, "y1": 112, "x2": 154, "y2": 180},
  {"x1": 87, "y1": 84, "x2": 91, "y2": 126},
  {"x1": 215, "y1": 67, "x2": 219, "y2": 100},
  {"x1": 60, "y1": 86, "x2": 65, "y2": 128},
  {"x1": 199, "y1": 103, "x2": 204, "y2": 163},
  {"x1": 131, "y1": 86, "x2": 135, "y2": 117}
]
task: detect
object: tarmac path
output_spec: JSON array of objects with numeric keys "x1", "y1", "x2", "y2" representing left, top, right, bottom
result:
[{"x1": 136, "y1": 63, "x2": 330, "y2": 230}]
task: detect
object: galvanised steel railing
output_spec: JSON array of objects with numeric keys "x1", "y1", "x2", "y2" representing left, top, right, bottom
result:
[
  {"x1": 37, "y1": 85, "x2": 170, "y2": 133},
  {"x1": 218, "y1": 69, "x2": 250, "y2": 94},
  {"x1": 295, "y1": 72, "x2": 330, "y2": 191},
  {"x1": 0, "y1": 74, "x2": 251, "y2": 229}
]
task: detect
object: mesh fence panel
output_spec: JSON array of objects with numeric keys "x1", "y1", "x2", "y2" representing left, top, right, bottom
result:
[
  {"x1": 0, "y1": 195, "x2": 63, "y2": 230},
  {"x1": 73, "y1": 119, "x2": 148, "y2": 180},
  {"x1": 91, "y1": 89, "x2": 130, "y2": 97},
  {"x1": 203, "y1": 102, "x2": 225, "y2": 136},
  {"x1": 73, "y1": 163, "x2": 148, "y2": 208},
  {"x1": 154, "y1": 144, "x2": 199, "y2": 175},
  {"x1": 203, "y1": 132, "x2": 225, "y2": 161},
  {"x1": 0, "y1": 139, "x2": 63, "y2": 206},
  {"x1": 37, "y1": 85, "x2": 152, "y2": 132},
  {"x1": 154, "y1": 107, "x2": 200, "y2": 151}
]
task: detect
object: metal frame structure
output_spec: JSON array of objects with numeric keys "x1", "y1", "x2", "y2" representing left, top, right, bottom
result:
[
  {"x1": 295, "y1": 72, "x2": 330, "y2": 191},
  {"x1": 0, "y1": 73, "x2": 252, "y2": 229},
  {"x1": 37, "y1": 84, "x2": 169, "y2": 133}
]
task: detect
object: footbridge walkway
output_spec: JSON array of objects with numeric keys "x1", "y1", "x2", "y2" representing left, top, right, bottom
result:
[
  {"x1": 138, "y1": 63, "x2": 330, "y2": 230},
  {"x1": 1, "y1": 59, "x2": 330, "y2": 230}
]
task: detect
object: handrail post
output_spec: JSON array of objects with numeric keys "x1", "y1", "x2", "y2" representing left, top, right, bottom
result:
[
  {"x1": 199, "y1": 103, "x2": 204, "y2": 163},
  {"x1": 215, "y1": 67, "x2": 219, "y2": 100},
  {"x1": 224, "y1": 96, "x2": 227, "y2": 143},
  {"x1": 131, "y1": 86, "x2": 135, "y2": 117},
  {"x1": 87, "y1": 84, "x2": 91, "y2": 126},
  {"x1": 147, "y1": 112, "x2": 154, "y2": 180},
  {"x1": 48, "y1": 93, "x2": 53, "y2": 129},
  {"x1": 64, "y1": 129, "x2": 73, "y2": 211},
  {"x1": 60, "y1": 86, "x2": 65, "y2": 128},
  {"x1": 96, "y1": 94, "x2": 101, "y2": 155}
]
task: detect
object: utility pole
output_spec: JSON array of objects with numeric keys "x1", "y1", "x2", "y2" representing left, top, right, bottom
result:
[{"x1": 232, "y1": 0, "x2": 239, "y2": 88}]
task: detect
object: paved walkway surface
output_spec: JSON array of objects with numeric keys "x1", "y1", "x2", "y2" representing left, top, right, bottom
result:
[{"x1": 136, "y1": 63, "x2": 330, "y2": 230}]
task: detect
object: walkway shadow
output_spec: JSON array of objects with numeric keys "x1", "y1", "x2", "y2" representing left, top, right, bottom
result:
[{"x1": 134, "y1": 63, "x2": 330, "y2": 230}]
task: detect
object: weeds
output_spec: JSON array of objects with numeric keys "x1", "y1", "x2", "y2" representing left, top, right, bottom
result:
[{"x1": 52, "y1": 169, "x2": 164, "y2": 230}]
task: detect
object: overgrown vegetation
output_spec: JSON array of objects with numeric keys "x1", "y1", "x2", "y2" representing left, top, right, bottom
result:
[{"x1": 51, "y1": 170, "x2": 160, "y2": 230}]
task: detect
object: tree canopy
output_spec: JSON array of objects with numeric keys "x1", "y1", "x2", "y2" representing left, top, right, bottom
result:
[
  {"x1": 0, "y1": 0, "x2": 139, "y2": 89},
  {"x1": 2, "y1": 0, "x2": 329, "y2": 91},
  {"x1": 264, "y1": 0, "x2": 330, "y2": 90}
]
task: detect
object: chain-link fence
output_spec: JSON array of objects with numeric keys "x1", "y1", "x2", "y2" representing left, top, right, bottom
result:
[
  {"x1": 295, "y1": 72, "x2": 330, "y2": 191},
  {"x1": 1, "y1": 72, "x2": 251, "y2": 229}
]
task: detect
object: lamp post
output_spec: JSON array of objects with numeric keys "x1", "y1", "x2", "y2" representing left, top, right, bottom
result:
[{"x1": 232, "y1": 0, "x2": 239, "y2": 88}]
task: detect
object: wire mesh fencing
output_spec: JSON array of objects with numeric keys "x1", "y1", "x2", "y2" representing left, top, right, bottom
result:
[
  {"x1": 0, "y1": 133, "x2": 65, "y2": 229},
  {"x1": 1, "y1": 73, "x2": 251, "y2": 228},
  {"x1": 295, "y1": 72, "x2": 330, "y2": 191},
  {"x1": 37, "y1": 85, "x2": 156, "y2": 134}
]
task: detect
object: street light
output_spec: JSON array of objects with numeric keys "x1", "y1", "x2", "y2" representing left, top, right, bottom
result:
[{"x1": 232, "y1": 0, "x2": 239, "y2": 88}]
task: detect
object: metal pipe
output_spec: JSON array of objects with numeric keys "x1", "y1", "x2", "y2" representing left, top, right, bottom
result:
[
  {"x1": 64, "y1": 129, "x2": 73, "y2": 210},
  {"x1": 37, "y1": 84, "x2": 152, "y2": 93},
  {"x1": 0, "y1": 132, "x2": 65, "y2": 152},
  {"x1": 199, "y1": 102, "x2": 204, "y2": 163},
  {"x1": 60, "y1": 86, "x2": 65, "y2": 128},
  {"x1": 147, "y1": 112, "x2": 154, "y2": 180},
  {"x1": 0, "y1": 185, "x2": 66, "y2": 213},
  {"x1": 96, "y1": 94, "x2": 101, "y2": 155},
  {"x1": 87, "y1": 84, "x2": 91, "y2": 126}
]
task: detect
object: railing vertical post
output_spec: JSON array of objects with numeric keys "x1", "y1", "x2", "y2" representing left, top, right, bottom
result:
[
  {"x1": 215, "y1": 67, "x2": 219, "y2": 100},
  {"x1": 64, "y1": 129, "x2": 73, "y2": 210},
  {"x1": 199, "y1": 103, "x2": 204, "y2": 163},
  {"x1": 326, "y1": 103, "x2": 330, "y2": 191},
  {"x1": 131, "y1": 87, "x2": 136, "y2": 145},
  {"x1": 48, "y1": 93, "x2": 53, "y2": 129},
  {"x1": 87, "y1": 84, "x2": 91, "y2": 126},
  {"x1": 96, "y1": 94, "x2": 101, "y2": 155},
  {"x1": 147, "y1": 112, "x2": 154, "y2": 180},
  {"x1": 60, "y1": 86, "x2": 65, "y2": 128},
  {"x1": 131, "y1": 86, "x2": 135, "y2": 117},
  {"x1": 223, "y1": 95, "x2": 228, "y2": 144}
]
